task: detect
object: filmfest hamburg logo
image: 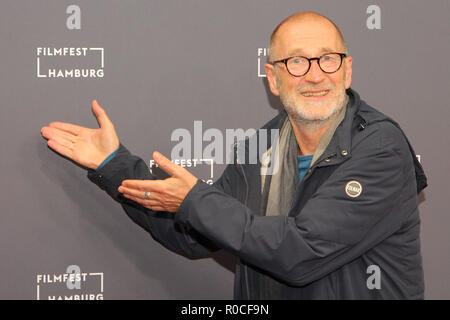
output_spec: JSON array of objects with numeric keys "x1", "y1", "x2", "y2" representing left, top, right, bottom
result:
[
  {"x1": 36, "y1": 47, "x2": 104, "y2": 78},
  {"x1": 257, "y1": 47, "x2": 269, "y2": 78},
  {"x1": 150, "y1": 158, "x2": 214, "y2": 185},
  {"x1": 36, "y1": 265, "x2": 104, "y2": 300}
]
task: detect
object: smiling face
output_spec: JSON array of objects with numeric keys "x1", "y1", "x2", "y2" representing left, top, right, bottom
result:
[{"x1": 265, "y1": 13, "x2": 353, "y2": 125}]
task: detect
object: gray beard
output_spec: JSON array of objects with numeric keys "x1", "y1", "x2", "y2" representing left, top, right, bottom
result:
[{"x1": 281, "y1": 88, "x2": 348, "y2": 130}]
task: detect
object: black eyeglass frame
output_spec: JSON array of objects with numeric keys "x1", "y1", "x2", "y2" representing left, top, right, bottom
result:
[{"x1": 270, "y1": 52, "x2": 347, "y2": 77}]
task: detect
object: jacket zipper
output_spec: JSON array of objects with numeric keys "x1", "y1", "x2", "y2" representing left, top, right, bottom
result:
[
  {"x1": 234, "y1": 140, "x2": 251, "y2": 299},
  {"x1": 234, "y1": 143, "x2": 338, "y2": 299}
]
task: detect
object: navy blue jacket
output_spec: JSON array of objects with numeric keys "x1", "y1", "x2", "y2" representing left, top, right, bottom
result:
[{"x1": 88, "y1": 88, "x2": 427, "y2": 299}]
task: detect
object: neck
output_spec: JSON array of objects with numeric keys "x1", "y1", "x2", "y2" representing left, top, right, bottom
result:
[{"x1": 290, "y1": 116, "x2": 334, "y2": 156}]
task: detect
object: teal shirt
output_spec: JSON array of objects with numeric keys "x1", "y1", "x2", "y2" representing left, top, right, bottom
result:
[{"x1": 297, "y1": 154, "x2": 313, "y2": 182}]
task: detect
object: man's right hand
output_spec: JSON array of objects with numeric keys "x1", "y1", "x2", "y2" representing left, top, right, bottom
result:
[{"x1": 41, "y1": 100, "x2": 120, "y2": 170}]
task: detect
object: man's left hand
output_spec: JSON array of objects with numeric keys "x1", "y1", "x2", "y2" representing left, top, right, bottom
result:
[{"x1": 118, "y1": 151, "x2": 198, "y2": 212}]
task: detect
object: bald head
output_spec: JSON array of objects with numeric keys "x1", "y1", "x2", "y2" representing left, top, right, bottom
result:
[{"x1": 269, "y1": 12, "x2": 347, "y2": 62}]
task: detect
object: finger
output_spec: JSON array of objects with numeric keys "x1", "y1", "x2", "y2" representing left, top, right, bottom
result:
[
  {"x1": 47, "y1": 139, "x2": 73, "y2": 159},
  {"x1": 92, "y1": 100, "x2": 113, "y2": 129},
  {"x1": 122, "y1": 193, "x2": 146, "y2": 205},
  {"x1": 153, "y1": 151, "x2": 180, "y2": 176},
  {"x1": 49, "y1": 121, "x2": 83, "y2": 135},
  {"x1": 41, "y1": 126, "x2": 77, "y2": 142},
  {"x1": 118, "y1": 186, "x2": 164, "y2": 201},
  {"x1": 121, "y1": 179, "x2": 165, "y2": 193},
  {"x1": 122, "y1": 194, "x2": 162, "y2": 208},
  {"x1": 50, "y1": 135, "x2": 73, "y2": 149}
]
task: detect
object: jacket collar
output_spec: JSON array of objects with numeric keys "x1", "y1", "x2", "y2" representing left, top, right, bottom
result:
[{"x1": 314, "y1": 87, "x2": 362, "y2": 166}]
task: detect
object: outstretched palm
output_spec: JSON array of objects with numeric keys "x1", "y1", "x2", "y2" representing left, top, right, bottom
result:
[{"x1": 41, "y1": 100, "x2": 120, "y2": 169}]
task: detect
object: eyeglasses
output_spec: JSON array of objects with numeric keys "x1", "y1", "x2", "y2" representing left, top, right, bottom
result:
[{"x1": 271, "y1": 52, "x2": 347, "y2": 77}]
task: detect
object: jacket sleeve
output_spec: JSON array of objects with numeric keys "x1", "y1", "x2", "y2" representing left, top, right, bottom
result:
[
  {"x1": 175, "y1": 122, "x2": 418, "y2": 285},
  {"x1": 87, "y1": 144, "x2": 221, "y2": 258}
]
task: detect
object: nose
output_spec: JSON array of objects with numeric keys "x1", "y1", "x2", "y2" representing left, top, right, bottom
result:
[{"x1": 304, "y1": 59, "x2": 326, "y2": 83}]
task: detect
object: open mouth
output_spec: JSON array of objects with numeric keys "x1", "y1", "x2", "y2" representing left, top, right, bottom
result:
[{"x1": 301, "y1": 90, "x2": 329, "y2": 97}]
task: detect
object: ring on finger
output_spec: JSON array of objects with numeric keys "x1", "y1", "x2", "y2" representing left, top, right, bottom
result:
[{"x1": 144, "y1": 191, "x2": 151, "y2": 199}]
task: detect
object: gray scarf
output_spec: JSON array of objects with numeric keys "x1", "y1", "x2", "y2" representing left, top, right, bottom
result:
[{"x1": 258, "y1": 97, "x2": 347, "y2": 298}]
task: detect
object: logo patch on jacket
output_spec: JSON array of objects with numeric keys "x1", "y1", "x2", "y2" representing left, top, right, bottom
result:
[{"x1": 345, "y1": 180, "x2": 363, "y2": 198}]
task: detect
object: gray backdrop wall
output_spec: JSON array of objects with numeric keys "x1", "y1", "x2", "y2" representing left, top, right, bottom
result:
[{"x1": 1, "y1": 0, "x2": 449, "y2": 299}]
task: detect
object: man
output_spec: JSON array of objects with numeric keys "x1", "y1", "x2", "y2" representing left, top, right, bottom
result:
[{"x1": 41, "y1": 12, "x2": 427, "y2": 299}]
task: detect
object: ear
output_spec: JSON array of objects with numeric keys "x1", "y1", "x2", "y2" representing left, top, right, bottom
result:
[
  {"x1": 264, "y1": 63, "x2": 280, "y2": 96},
  {"x1": 344, "y1": 56, "x2": 353, "y2": 89}
]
